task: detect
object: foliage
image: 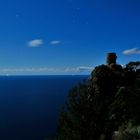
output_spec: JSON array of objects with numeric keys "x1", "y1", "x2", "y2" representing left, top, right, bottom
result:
[
  {"x1": 57, "y1": 81, "x2": 101, "y2": 140},
  {"x1": 109, "y1": 85, "x2": 140, "y2": 125},
  {"x1": 55, "y1": 62, "x2": 140, "y2": 140},
  {"x1": 114, "y1": 124, "x2": 140, "y2": 140},
  {"x1": 108, "y1": 78, "x2": 140, "y2": 140},
  {"x1": 125, "y1": 61, "x2": 140, "y2": 71},
  {"x1": 120, "y1": 126, "x2": 140, "y2": 140}
]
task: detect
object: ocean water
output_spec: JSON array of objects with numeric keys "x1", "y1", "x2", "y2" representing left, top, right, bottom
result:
[{"x1": 0, "y1": 75, "x2": 88, "y2": 140}]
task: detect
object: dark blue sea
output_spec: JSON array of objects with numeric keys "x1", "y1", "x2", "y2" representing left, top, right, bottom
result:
[{"x1": 0, "y1": 75, "x2": 88, "y2": 140}]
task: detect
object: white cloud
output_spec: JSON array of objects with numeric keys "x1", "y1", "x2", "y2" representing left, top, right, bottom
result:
[
  {"x1": 28, "y1": 39, "x2": 44, "y2": 47},
  {"x1": 50, "y1": 40, "x2": 61, "y2": 45},
  {"x1": 76, "y1": 66, "x2": 93, "y2": 72},
  {"x1": 0, "y1": 68, "x2": 56, "y2": 73},
  {"x1": 0, "y1": 66, "x2": 93, "y2": 75},
  {"x1": 123, "y1": 48, "x2": 140, "y2": 55},
  {"x1": 64, "y1": 66, "x2": 93, "y2": 73}
]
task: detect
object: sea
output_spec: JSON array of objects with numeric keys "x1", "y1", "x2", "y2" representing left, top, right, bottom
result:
[{"x1": 0, "y1": 75, "x2": 88, "y2": 140}]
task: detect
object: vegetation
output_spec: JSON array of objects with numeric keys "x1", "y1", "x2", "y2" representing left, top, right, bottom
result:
[{"x1": 55, "y1": 61, "x2": 140, "y2": 140}]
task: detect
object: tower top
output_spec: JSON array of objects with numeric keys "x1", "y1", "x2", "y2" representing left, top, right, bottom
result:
[{"x1": 106, "y1": 52, "x2": 117, "y2": 65}]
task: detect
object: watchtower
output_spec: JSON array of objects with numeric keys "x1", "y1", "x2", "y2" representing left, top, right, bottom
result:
[{"x1": 106, "y1": 52, "x2": 117, "y2": 65}]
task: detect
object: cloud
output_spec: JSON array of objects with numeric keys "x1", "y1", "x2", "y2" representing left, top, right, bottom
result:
[
  {"x1": 0, "y1": 67, "x2": 58, "y2": 75},
  {"x1": 64, "y1": 66, "x2": 93, "y2": 73},
  {"x1": 0, "y1": 66, "x2": 93, "y2": 75},
  {"x1": 123, "y1": 48, "x2": 140, "y2": 55},
  {"x1": 76, "y1": 66, "x2": 93, "y2": 72},
  {"x1": 50, "y1": 40, "x2": 61, "y2": 45},
  {"x1": 28, "y1": 39, "x2": 44, "y2": 47},
  {"x1": 0, "y1": 68, "x2": 56, "y2": 73}
]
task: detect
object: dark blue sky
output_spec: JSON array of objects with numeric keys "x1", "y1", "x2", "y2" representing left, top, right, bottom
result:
[{"x1": 0, "y1": 0, "x2": 140, "y2": 75}]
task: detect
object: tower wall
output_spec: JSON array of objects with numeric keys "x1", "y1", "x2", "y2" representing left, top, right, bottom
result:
[{"x1": 106, "y1": 53, "x2": 117, "y2": 65}]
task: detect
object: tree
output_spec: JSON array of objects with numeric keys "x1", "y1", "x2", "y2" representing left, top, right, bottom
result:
[
  {"x1": 118, "y1": 125, "x2": 140, "y2": 140},
  {"x1": 56, "y1": 62, "x2": 139, "y2": 140},
  {"x1": 57, "y1": 81, "x2": 97, "y2": 140},
  {"x1": 125, "y1": 61, "x2": 140, "y2": 71},
  {"x1": 57, "y1": 65, "x2": 120, "y2": 140},
  {"x1": 107, "y1": 79, "x2": 140, "y2": 140}
]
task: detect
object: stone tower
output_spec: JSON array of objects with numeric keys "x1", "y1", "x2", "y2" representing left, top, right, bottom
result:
[{"x1": 106, "y1": 52, "x2": 117, "y2": 65}]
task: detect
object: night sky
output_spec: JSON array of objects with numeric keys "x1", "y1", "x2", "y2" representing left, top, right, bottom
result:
[{"x1": 0, "y1": 0, "x2": 140, "y2": 75}]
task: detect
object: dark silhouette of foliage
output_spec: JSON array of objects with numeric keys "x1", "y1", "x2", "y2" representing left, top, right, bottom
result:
[
  {"x1": 109, "y1": 79, "x2": 140, "y2": 140},
  {"x1": 56, "y1": 61, "x2": 140, "y2": 140},
  {"x1": 118, "y1": 125, "x2": 140, "y2": 140},
  {"x1": 136, "y1": 69, "x2": 140, "y2": 77},
  {"x1": 57, "y1": 81, "x2": 97, "y2": 140},
  {"x1": 125, "y1": 61, "x2": 140, "y2": 71}
]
